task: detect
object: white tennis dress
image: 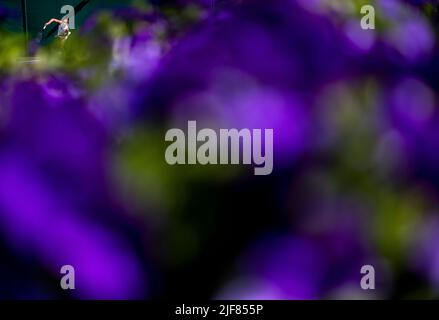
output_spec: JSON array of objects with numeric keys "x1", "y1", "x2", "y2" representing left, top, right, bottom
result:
[{"x1": 57, "y1": 21, "x2": 71, "y2": 40}]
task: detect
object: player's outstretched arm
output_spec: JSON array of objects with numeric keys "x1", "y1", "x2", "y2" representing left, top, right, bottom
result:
[{"x1": 43, "y1": 18, "x2": 62, "y2": 29}]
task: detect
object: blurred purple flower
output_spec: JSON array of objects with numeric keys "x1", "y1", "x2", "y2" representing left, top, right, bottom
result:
[
  {"x1": 217, "y1": 228, "x2": 376, "y2": 299},
  {"x1": 0, "y1": 78, "x2": 147, "y2": 299}
]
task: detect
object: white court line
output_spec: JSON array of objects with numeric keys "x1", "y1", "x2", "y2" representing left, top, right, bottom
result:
[{"x1": 16, "y1": 58, "x2": 41, "y2": 64}]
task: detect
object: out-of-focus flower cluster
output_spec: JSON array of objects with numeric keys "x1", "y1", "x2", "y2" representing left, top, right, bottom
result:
[{"x1": 1, "y1": 0, "x2": 439, "y2": 299}]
